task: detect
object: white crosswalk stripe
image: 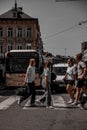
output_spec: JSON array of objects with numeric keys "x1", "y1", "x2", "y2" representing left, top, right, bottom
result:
[
  {"x1": 23, "y1": 95, "x2": 67, "y2": 110},
  {"x1": 52, "y1": 95, "x2": 67, "y2": 110},
  {"x1": 22, "y1": 95, "x2": 45, "y2": 110},
  {"x1": 0, "y1": 96, "x2": 17, "y2": 110},
  {"x1": 53, "y1": 95, "x2": 67, "y2": 106},
  {"x1": 0, "y1": 95, "x2": 69, "y2": 110}
]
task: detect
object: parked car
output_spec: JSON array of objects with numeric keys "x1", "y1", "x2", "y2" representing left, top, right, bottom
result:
[{"x1": 52, "y1": 63, "x2": 68, "y2": 93}]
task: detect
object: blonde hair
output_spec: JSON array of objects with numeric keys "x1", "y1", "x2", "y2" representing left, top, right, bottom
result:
[{"x1": 29, "y1": 59, "x2": 35, "y2": 66}]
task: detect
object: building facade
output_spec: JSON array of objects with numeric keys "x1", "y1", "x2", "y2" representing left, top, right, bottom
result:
[
  {"x1": 81, "y1": 42, "x2": 87, "y2": 53},
  {"x1": 0, "y1": 2, "x2": 43, "y2": 57},
  {"x1": 81, "y1": 41, "x2": 87, "y2": 61}
]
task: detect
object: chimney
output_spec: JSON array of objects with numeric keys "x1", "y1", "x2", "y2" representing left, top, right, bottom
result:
[{"x1": 15, "y1": 0, "x2": 17, "y2": 11}]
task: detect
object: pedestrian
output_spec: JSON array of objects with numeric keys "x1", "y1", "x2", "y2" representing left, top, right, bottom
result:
[
  {"x1": 18, "y1": 58, "x2": 36, "y2": 107},
  {"x1": 72, "y1": 53, "x2": 87, "y2": 107},
  {"x1": 63, "y1": 58, "x2": 76, "y2": 104},
  {"x1": 36, "y1": 60, "x2": 53, "y2": 108},
  {"x1": 78, "y1": 60, "x2": 87, "y2": 109}
]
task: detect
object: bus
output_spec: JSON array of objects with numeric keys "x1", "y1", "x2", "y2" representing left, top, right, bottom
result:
[
  {"x1": 0, "y1": 57, "x2": 5, "y2": 84},
  {"x1": 4, "y1": 49, "x2": 43, "y2": 87}
]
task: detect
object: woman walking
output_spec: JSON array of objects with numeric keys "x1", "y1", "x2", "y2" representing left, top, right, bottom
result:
[
  {"x1": 63, "y1": 58, "x2": 76, "y2": 104},
  {"x1": 72, "y1": 53, "x2": 87, "y2": 107},
  {"x1": 36, "y1": 60, "x2": 53, "y2": 108}
]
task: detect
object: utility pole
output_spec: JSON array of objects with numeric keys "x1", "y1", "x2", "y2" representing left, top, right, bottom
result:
[{"x1": 64, "y1": 48, "x2": 67, "y2": 56}]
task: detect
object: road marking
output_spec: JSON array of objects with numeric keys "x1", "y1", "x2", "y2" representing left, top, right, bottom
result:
[
  {"x1": 52, "y1": 95, "x2": 67, "y2": 109},
  {"x1": 22, "y1": 100, "x2": 31, "y2": 109},
  {"x1": 22, "y1": 95, "x2": 67, "y2": 110},
  {"x1": 22, "y1": 96, "x2": 41, "y2": 110},
  {"x1": 0, "y1": 96, "x2": 17, "y2": 110},
  {"x1": 0, "y1": 95, "x2": 76, "y2": 110}
]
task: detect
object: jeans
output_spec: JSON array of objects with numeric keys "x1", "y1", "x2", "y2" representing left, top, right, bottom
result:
[{"x1": 39, "y1": 82, "x2": 52, "y2": 106}]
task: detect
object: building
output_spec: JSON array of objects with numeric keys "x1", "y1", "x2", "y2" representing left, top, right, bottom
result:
[
  {"x1": 81, "y1": 42, "x2": 87, "y2": 54},
  {"x1": 81, "y1": 41, "x2": 87, "y2": 61},
  {"x1": 0, "y1": 1, "x2": 43, "y2": 57}
]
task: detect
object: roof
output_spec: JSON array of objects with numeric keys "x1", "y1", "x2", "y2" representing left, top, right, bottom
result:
[
  {"x1": 0, "y1": 6, "x2": 36, "y2": 20},
  {"x1": 53, "y1": 63, "x2": 68, "y2": 67},
  {"x1": 5, "y1": 49, "x2": 38, "y2": 57},
  {"x1": 10, "y1": 49, "x2": 37, "y2": 53}
]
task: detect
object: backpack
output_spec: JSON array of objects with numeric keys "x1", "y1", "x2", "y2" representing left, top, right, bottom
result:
[{"x1": 51, "y1": 71, "x2": 56, "y2": 80}]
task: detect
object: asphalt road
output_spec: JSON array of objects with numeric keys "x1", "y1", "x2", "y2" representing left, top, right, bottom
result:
[{"x1": 0, "y1": 88, "x2": 87, "y2": 130}]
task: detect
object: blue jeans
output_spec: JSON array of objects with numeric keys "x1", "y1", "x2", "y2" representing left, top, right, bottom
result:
[{"x1": 39, "y1": 82, "x2": 52, "y2": 106}]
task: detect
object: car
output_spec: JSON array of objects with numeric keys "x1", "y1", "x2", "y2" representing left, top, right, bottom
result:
[{"x1": 52, "y1": 63, "x2": 68, "y2": 93}]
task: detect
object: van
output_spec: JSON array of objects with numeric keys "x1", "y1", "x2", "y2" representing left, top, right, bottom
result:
[{"x1": 52, "y1": 63, "x2": 68, "y2": 92}]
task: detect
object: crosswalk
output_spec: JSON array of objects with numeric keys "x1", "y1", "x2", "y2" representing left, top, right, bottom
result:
[
  {"x1": 0, "y1": 96, "x2": 16, "y2": 110},
  {"x1": 0, "y1": 94, "x2": 75, "y2": 110}
]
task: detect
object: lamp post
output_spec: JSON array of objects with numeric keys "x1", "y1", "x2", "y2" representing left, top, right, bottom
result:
[{"x1": 64, "y1": 48, "x2": 67, "y2": 56}]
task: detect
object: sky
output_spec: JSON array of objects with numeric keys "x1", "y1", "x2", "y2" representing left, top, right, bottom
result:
[{"x1": 0, "y1": 0, "x2": 87, "y2": 57}]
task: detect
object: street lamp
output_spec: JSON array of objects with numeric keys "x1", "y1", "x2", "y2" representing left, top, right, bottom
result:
[{"x1": 78, "y1": 20, "x2": 87, "y2": 26}]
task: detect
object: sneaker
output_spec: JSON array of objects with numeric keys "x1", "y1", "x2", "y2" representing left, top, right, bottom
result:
[
  {"x1": 67, "y1": 99, "x2": 74, "y2": 104},
  {"x1": 29, "y1": 103, "x2": 38, "y2": 107},
  {"x1": 17, "y1": 98, "x2": 21, "y2": 106},
  {"x1": 71, "y1": 100, "x2": 79, "y2": 105},
  {"x1": 49, "y1": 106, "x2": 54, "y2": 109},
  {"x1": 78, "y1": 104, "x2": 85, "y2": 110},
  {"x1": 46, "y1": 106, "x2": 54, "y2": 109}
]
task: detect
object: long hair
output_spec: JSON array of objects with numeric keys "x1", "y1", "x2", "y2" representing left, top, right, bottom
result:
[
  {"x1": 76, "y1": 53, "x2": 82, "y2": 60},
  {"x1": 45, "y1": 60, "x2": 51, "y2": 68},
  {"x1": 68, "y1": 58, "x2": 74, "y2": 66}
]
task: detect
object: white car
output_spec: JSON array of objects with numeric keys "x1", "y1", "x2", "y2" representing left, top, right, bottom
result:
[{"x1": 52, "y1": 63, "x2": 68, "y2": 92}]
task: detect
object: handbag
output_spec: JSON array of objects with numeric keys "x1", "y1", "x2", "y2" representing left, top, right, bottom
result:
[
  {"x1": 16, "y1": 87, "x2": 28, "y2": 96},
  {"x1": 41, "y1": 78, "x2": 46, "y2": 89}
]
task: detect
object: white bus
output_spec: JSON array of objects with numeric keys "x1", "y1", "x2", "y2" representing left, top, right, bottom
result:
[{"x1": 4, "y1": 49, "x2": 43, "y2": 87}]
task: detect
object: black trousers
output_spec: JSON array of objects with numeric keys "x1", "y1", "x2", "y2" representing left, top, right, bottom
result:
[{"x1": 20, "y1": 81, "x2": 36, "y2": 105}]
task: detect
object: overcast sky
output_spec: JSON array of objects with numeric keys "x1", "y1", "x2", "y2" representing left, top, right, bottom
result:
[{"x1": 0, "y1": 0, "x2": 87, "y2": 57}]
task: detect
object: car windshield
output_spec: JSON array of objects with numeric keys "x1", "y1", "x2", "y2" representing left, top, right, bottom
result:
[{"x1": 53, "y1": 67, "x2": 67, "y2": 75}]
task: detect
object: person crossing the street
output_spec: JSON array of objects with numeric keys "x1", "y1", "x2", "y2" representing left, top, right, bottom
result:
[{"x1": 18, "y1": 58, "x2": 36, "y2": 107}]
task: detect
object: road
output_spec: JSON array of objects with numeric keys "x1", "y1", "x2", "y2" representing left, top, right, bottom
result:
[{"x1": 0, "y1": 88, "x2": 87, "y2": 130}]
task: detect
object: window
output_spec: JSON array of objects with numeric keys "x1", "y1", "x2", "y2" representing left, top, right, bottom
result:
[
  {"x1": 26, "y1": 43, "x2": 31, "y2": 49},
  {"x1": 26, "y1": 27, "x2": 32, "y2": 38},
  {"x1": 8, "y1": 27, "x2": 13, "y2": 37},
  {"x1": 0, "y1": 27, "x2": 3, "y2": 37},
  {"x1": 0, "y1": 45, "x2": 3, "y2": 53},
  {"x1": 16, "y1": 27, "x2": 22, "y2": 37},
  {"x1": 7, "y1": 44, "x2": 13, "y2": 51},
  {"x1": 16, "y1": 44, "x2": 22, "y2": 50}
]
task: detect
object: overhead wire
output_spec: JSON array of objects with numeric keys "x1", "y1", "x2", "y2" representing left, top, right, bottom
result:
[{"x1": 43, "y1": 21, "x2": 87, "y2": 40}]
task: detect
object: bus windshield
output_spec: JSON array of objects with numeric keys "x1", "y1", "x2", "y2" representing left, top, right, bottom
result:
[{"x1": 5, "y1": 50, "x2": 39, "y2": 73}]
